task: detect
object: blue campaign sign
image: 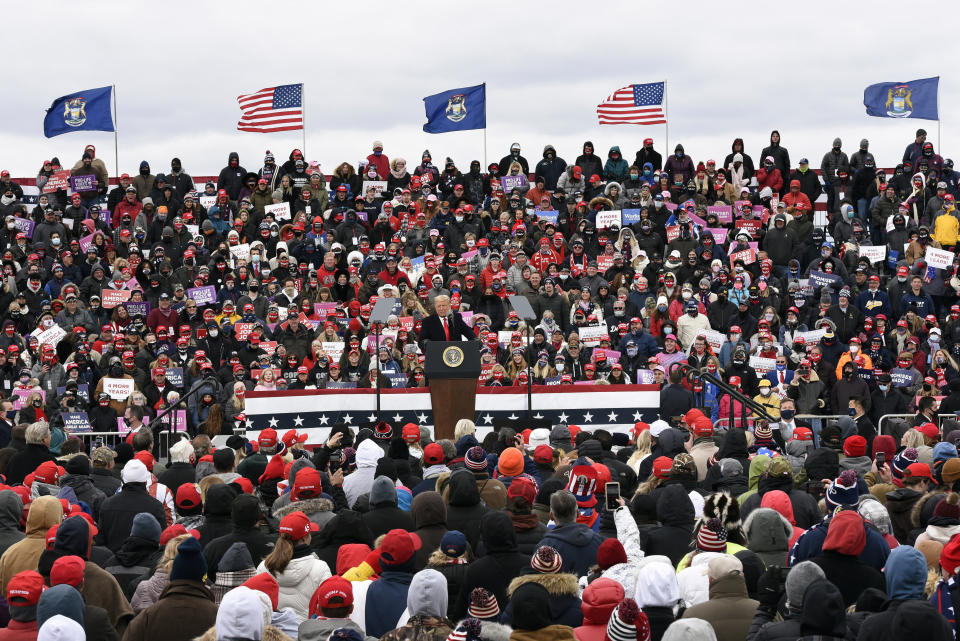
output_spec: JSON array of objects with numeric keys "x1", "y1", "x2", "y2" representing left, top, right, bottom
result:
[
  {"x1": 622, "y1": 209, "x2": 644, "y2": 225},
  {"x1": 387, "y1": 373, "x2": 408, "y2": 388}
]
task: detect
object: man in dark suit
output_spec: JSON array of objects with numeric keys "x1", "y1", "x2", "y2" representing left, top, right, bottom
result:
[
  {"x1": 418, "y1": 295, "x2": 475, "y2": 349},
  {"x1": 660, "y1": 367, "x2": 694, "y2": 425}
]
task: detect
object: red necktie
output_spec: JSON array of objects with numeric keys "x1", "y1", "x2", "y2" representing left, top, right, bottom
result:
[
  {"x1": 780, "y1": 372, "x2": 785, "y2": 384},
  {"x1": 443, "y1": 317, "x2": 450, "y2": 341}
]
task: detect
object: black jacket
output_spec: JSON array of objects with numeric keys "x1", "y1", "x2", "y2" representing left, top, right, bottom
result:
[
  {"x1": 156, "y1": 461, "x2": 196, "y2": 498},
  {"x1": 450, "y1": 511, "x2": 527, "y2": 621},
  {"x1": 5, "y1": 443, "x2": 58, "y2": 486},
  {"x1": 194, "y1": 484, "x2": 239, "y2": 547},
  {"x1": 644, "y1": 484, "x2": 695, "y2": 566},
  {"x1": 810, "y1": 550, "x2": 885, "y2": 608},
  {"x1": 90, "y1": 467, "x2": 122, "y2": 497},
  {"x1": 101, "y1": 535, "x2": 162, "y2": 598},
  {"x1": 856, "y1": 599, "x2": 952, "y2": 641},
  {"x1": 444, "y1": 470, "x2": 489, "y2": 553},
  {"x1": 95, "y1": 483, "x2": 167, "y2": 552},
  {"x1": 660, "y1": 384, "x2": 694, "y2": 424},
  {"x1": 362, "y1": 503, "x2": 415, "y2": 540},
  {"x1": 202, "y1": 526, "x2": 276, "y2": 581}
]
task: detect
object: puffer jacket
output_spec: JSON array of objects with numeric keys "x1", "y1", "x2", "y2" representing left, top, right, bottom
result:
[
  {"x1": 0, "y1": 491, "x2": 24, "y2": 559},
  {"x1": 256, "y1": 546, "x2": 332, "y2": 620},
  {"x1": 130, "y1": 568, "x2": 168, "y2": 614},
  {"x1": 574, "y1": 577, "x2": 624, "y2": 641},
  {"x1": 742, "y1": 507, "x2": 792, "y2": 568},
  {"x1": 502, "y1": 572, "x2": 582, "y2": 628}
]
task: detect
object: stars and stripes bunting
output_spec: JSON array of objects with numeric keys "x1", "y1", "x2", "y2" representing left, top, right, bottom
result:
[{"x1": 244, "y1": 385, "x2": 660, "y2": 443}]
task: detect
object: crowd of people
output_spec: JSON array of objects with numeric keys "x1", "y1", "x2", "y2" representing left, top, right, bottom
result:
[{"x1": 0, "y1": 129, "x2": 957, "y2": 639}]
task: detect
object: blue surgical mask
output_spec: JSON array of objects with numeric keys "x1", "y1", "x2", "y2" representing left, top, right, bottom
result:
[
  {"x1": 847, "y1": 408, "x2": 857, "y2": 416},
  {"x1": 878, "y1": 384, "x2": 889, "y2": 392},
  {"x1": 776, "y1": 364, "x2": 786, "y2": 371}
]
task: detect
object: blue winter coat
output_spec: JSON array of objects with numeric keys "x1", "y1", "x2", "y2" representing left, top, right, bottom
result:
[{"x1": 536, "y1": 522, "x2": 605, "y2": 577}]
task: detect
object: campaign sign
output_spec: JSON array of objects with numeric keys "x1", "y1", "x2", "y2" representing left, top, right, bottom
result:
[
  {"x1": 123, "y1": 301, "x2": 150, "y2": 317},
  {"x1": 187, "y1": 286, "x2": 217, "y2": 306},
  {"x1": 362, "y1": 180, "x2": 388, "y2": 197},
  {"x1": 386, "y1": 373, "x2": 408, "y2": 388},
  {"x1": 707, "y1": 205, "x2": 733, "y2": 224},
  {"x1": 636, "y1": 369, "x2": 656, "y2": 384},
  {"x1": 621, "y1": 209, "x2": 643, "y2": 225},
  {"x1": 102, "y1": 378, "x2": 134, "y2": 400},
  {"x1": 595, "y1": 348, "x2": 621, "y2": 364},
  {"x1": 11, "y1": 217, "x2": 34, "y2": 238},
  {"x1": 260, "y1": 341, "x2": 278, "y2": 357},
  {"x1": 597, "y1": 256, "x2": 614, "y2": 272},
  {"x1": 696, "y1": 329, "x2": 726, "y2": 352},
  {"x1": 264, "y1": 202, "x2": 291, "y2": 220},
  {"x1": 11, "y1": 389, "x2": 42, "y2": 410},
  {"x1": 155, "y1": 409, "x2": 188, "y2": 433},
  {"x1": 322, "y1": 342, "x2": 344, "y2": 361},
  {"x1": 859, "y1": 245, "x2": 886, "y2": 264},
  {"x1": 315, "y1": 302, "x2": 338, "y2": 317},
  {"x1": 42, "y1": 171, "x2": 71, "y2": 193},
  {"x1": 69, "y1": 174, "x2": 96, "y2": 192},
  {"x1": 234, "y1": 323, "x2": 255, "y2": 341},
  {"x1": 230, "y1": 243, "x2": 250, "y2": 262},
  {"x1": 749, "y1": 356, "x2": 776, "y2": 372},
  {"x1": 78, "y1": 233, "x2": 95, "y2": 253},
  {"x1": 536, "y1": 210, "x2": 559, "y2": 224},
  {"x1": 500, "y1": 176, "x2": 526, "y2": 192},
  {"x1": 326, "y1": 381, "x2": 357, "y2": 389},
  {"x1": 808, "y1": 270, "x2": 842, "y2": 290},
  {"x1": 665, "y1": 225, "x2": 680, "y2": 242},
  {"x1": 57, "y1": 384, "x2": 89, "y2": 403},
  {"x1": 543, "y1": 376, "x2": 563, "y2": 386},
  {"x1": 164, "y1": 368, "x2": 184, "y2": 387},
  {"x1": 100, "y1": 289, "x2": 131, "y2": 309},
  {"x1": 595, "y1": 210, "x2": 622, "y2": 230},
  {"x1": 578, "y1": 326, "x2": 607, "y2": 346},
  {"x1": 399, "y1": 316, "x2": 415, "y2": 331},
  {"x1": 36, "y1": 324, "x2": 66, "y2": 347},
  {"x1": 890, "y1": 369, "x2": 914, "y2": 387},
  {"x1": 925, "y1": 247, "x2": 955, "y2": 270},
  {"x1": 62, "y1": 412, "x2": 90, "y2": 434},
  {"x1": 729, "y1": 248, "x2": 756, "y2": 266},
  {"x1": 735, "y1": 218, "x2": 763, "y2": 237},
  {"x1": 706, "y1": 228, "x2": 728, "y2": 244}
]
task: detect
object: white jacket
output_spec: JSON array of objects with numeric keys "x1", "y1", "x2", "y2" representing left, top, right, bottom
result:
[
  {"x1": 597, "y1": 506, "x2": 645, "y2": 597},
  {"x1": 257, "y1": 553, "x2": 331, "y2": 621},
  {"x1": 343, "y1": 440, "x2": 383, "y2": 509}
]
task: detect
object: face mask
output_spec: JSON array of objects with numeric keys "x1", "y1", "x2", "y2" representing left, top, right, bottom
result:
[
  {"x1": 760, "y1": 388, "x2": 771, "y2": 396},
  {"x1": 657, "y1": 305, "x2": 667, "y2": 312},
  {"x1": 844, "y1": 370, "x2": 854, "y2": 379},
  {"x1": 847, "y1": 407, "x2": 857, "y2": 416},
  {"x1": 729, "y1": 334, "x2": 740, "y2": 343},
  {"x1": 937, "y1": 357, "x2": 946, "y2": 365},
  {"x1": 850, "y1": 345, "x2": 859, "y2": 353},
  {"x1": 780, "y1": 409, "x2": 795, "y2": 421},
  {"x1": 681, "y1": 291, "x2": 692, "y2": 300},
  {"x1": 776, "y1": 364, "x2": 786, "y2": 371},
  {"x1": 764, "y1": 313, "x2": 774, "y2": 322}
]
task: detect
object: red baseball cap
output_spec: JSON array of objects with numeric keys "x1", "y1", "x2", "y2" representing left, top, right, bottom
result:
[
  {"x1": 507, "y1": 476, "x2": 538, "y2": 505},
  {"x1": 905, "y1": 462, "x2": 935, "y2": 482},
  {"x1": 134, "y1": 450, "x2": 155, "y2": 471},
  {"x1": 918, "y1": 422, "x2": 940, "y2": 440},
  {"x1": 159, "y1": 524, "x2": 201, "y2": 547},
  {"x1": 34, "y1": 461, "x2": 61, "y2": 485},
  {"x1": 533, "y1": 444, "x2": 554, "y2": 465},
  {"x1": 6, "y1": 570, "x2": 44, "y2": 606},
  {"x1": 283, "y1": 429, "x2": 308, "y2": 447},
  {"x1": 379, "y1": 528, "x2": 422, "y2": 566},
  {"x1": 258, "y1": 428, "x2": 278, "y2": 448},
  {"x1": 292, "y1": 468, "x2": 323, "y2": 501},
  {"x1": 792, "y1": 427, "x2": 814, "y2": 442},
  {"x1": 401, "y1": 423, "x2": 421, "y2": 444},
  {"x1": 176, "y1": 483, "x2": 202, "y2": 510},
  {"x1": 423, "y1": 443, "x2": 444, "y2": 465},
  {"x1": 50, "y1": 555, "x2": 86, "y2": 588},
  {"x1": 311, "y1": 576, "x2": 354, "y2": 612},
  {"x1": 278, "y1": 510, "x2": 319, "y2": 541},
  {"x1": 652, "y1": 456, "x2": 673, "y2": 480}
]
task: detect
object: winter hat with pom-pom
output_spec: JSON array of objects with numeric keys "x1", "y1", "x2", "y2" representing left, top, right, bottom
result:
[
  {"x1": 825, "y1": 470, "x2": 860, "y2": 511},
  {"x1": 446, "y1": 617, "x2": 483, "y2": 641},
  {"x1": 597, "y1": 538, "x2": 627, "y2": 570},
  {"x1": 892, "y1": 448, "x2": 919, "y2": 479},
  {"x1": 934, "y1": 492, "x2": 960, "y2": 520},
  {"x1": 696, "y1": 518, "x2": 728, "y2": 552},
  {"x1": 605, "y1": 598, "x2": 651, "y2": 641}
]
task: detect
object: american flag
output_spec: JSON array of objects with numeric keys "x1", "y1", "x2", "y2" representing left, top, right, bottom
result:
[
  {"x1": 237, "y1": 84, "x2": 303, "y2": 133},
  {"x1": 597, "y1": 82, "x2": 666, "y2": 125}
]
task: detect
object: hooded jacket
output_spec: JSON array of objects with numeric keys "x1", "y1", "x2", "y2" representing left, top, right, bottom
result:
[
  {"x1": 742, "y1": 507, "x2": 792, "y2": 568},
  {"x1": 381, "y1": 569, "x2": 454, "y2": 641},
  {"x1": 411, "y1": 492, "x2": 447, "y2": 570},
  {"x1": 101, "y1": 535, "x2": 161, "y2": 599},
  {"x1": 202, "y1": 494, "x2": 276, "y2": 581},
  {"x1": 451, "y1": 511, "x2": 528, "y2": 621},
  {"x1": 344, "y1": 440, "x2": 383, "y2": 509},
  {"x1": 311, "y1": 510, "x2": 374, "y2": 571},
  {"x1": 603, "y1": 147, "x2": 629, "y2": 183},
  {"x1": 681, "y1": 572, "x2": 758, "y2": 641},
  {"x1": 645, "y1": 484, "x2": 695, "y2": 566},
  {"x1": 810, "y1": 511, "x2": 885, "y2": 607},
  {"x1": 503, "y1": 571, "x2": 582, "y2": 628},
  {"x1": 0, "y1": 491, "x2": 24, "y2": 558},
  {"x1": 573, "y1": 577, "x2": 623, "y2": 641},
  {"x1": 256, "y1": 545, "x2": 332, "y2": 621},
  {"x1": 0, "y1": 495, "x2": 61, "y2": 592},
  {"x1": 444, "y1": 470, "x2": 489, "y2": 553},
  {"x1": 362, "y1": 476, "x2": 415, "y2": 539}
]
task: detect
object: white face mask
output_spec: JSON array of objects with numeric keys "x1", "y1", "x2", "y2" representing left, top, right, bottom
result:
[
  {"x1": 764, "y1": 313, "x2": 774, "y2": 321},
  {"x1": 209, "y1": 330, "x2": 219, "y2": 338},
  {"x1": 850, "y1": 345, "x2": 859, "y2": 353},
  {"x1": 760, "y1": 388, "x2": 771, "y2": 396},
  {"x1": 681, "y1": 291, "x2": 692, "y2": 300},
  {"x1": 555, "y1": 363, "x2": 564, "y2": 372}
]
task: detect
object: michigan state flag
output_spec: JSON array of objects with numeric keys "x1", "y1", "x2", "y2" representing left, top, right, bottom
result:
[
  {"x1": 423, "y1": 84, "x2": 486, "y2": 133},
  {"x1": 864, "y1": 77, "x2": 939, "y2": 120},
  {"x1": 44, "y1": 86, "x2": 115, "y2": 138}
]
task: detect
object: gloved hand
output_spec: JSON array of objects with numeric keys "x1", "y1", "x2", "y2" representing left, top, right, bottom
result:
[{"x1": 757, "y1": 566, "x2": 787, "y2": 609}]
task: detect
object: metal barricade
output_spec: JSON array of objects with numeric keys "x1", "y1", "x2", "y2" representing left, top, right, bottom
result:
[
  {"x1": 71, "y1": 431, "x2": 185, "y2": 461},
  {"x1": 877, "y1": 414, "x2": 916, "y2": 437}
]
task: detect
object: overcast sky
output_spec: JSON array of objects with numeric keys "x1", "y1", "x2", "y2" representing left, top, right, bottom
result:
[{"x1": 3, "y1": 3, "x2": 953, "y2": 179}]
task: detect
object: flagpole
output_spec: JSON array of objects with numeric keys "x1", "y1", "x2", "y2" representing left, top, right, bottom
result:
[
  {"x1": 483, "y1": 83, "x2": 488, "y2": 168},
  {"x1": 301, "y1": 83, "x2": 307, "y2": 157},
  {"x1": 663, "y1": 78, "x2": 669, "y2": 158},
  {"x1": 937, "y1": 79, "x2": 942, "y2": 151},
  {"x1": 112, "y1": 84, "x2": 119, "y2": 180}
]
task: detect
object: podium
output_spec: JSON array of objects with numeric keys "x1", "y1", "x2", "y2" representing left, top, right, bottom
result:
[{"x1": 425, "y1": 341, "x2": 481, "y2": 440}]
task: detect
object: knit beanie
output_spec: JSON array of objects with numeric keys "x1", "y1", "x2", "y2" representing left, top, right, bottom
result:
[
  {"x1": 942, "y1": 533, "x2": 960, "y2": 575},
  {"x1": 464, "y1": 446, "x2": 487, "y2": 472},
  {"x1": 597, "y1": 538, "x2": 627, "y2": 570},
  {"x1": 892, "y1": 447, "x2": 919, "y2": 479},
  {"x1": 446, "y1": 618, "x2": 483, "y2": 641},
  {"x1": 130, "y1": 513, "x2": 162, "y2": 543},
  {"x1": 916, "y1": 538, "x2": 944, "y2": 569},
  {"x1": 497, "y1": 448, "x2": 524, "y2": 477},
  {"x1": 531, "y1": 546, "x2": 562, "y2": 573},
  {"x1": 935, "y1": 493, "x2": 960, "y2": 520},
  {"x1": 696, "y1": 518, "x2": 728, "y2": 552},
  {"x1": 785, "y1": 560, "x2": 825, "y2": 609},
  {"x1": 605, "y1": 598, "x2": 649, "y2": 641},
  {"x1": 753, "y1": 421, "x2": 773, "y2": 441},
  {"x1": 467, "y1": 587, "x2": 499, "y2": 620},
  {"x1": 170, "y1": 536, "x2": 207, "y2": 582},
  {"x1": 825, "y1": 470, "x2": 860, "y2": 511}
]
